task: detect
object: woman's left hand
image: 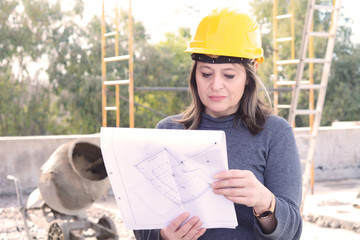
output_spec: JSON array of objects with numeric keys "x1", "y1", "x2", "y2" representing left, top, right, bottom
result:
[{"x1": 211, "y1": 169, "x2": 272, "y2": 213}]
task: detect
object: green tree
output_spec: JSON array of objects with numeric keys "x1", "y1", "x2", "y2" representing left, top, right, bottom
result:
[
  {"x1": 133, "y1": 28, "x2": 192, "y2": 128},
  {"x1": 322, "y1": 23, "x2": 360, "y2": 125},
  {"x1": 0, "y1": 66, "x2": 21, "y2": 136},
  {"x1": 0, "y1": 0, "x2": 63, "y2": 136},
  {"x1": 3, "y1": 0, "x2": 358, "y2": 135},
  {"x1": 0, "y1": 0, "x2": 191, "y2": 134},
  {"x1": 46, "y1": 14, "x2": 103, "y2": 134},
  {"x1": 251, "y1": 0, "x2": 360, "y2": 126}
]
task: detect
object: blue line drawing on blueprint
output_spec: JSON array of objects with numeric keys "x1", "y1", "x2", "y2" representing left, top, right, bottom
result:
[{"x1": 134, "y1": 143, "x2": 218, "y2": 205}]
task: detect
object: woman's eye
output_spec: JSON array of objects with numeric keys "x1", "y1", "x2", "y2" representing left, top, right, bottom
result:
[
  {"x1": 225, "y1": 74, "x2": 235, "y2": 79},
  {"x1": 202, "y1": 73, "x2": 212, "y2": 78}
]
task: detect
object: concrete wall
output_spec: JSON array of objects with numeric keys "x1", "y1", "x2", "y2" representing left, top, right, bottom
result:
[
  {"x1": 1, "y1": 126, "x2": 359, "y2": 195},
  {"x1": 294, "y1": 125, "x2": 360, "y2": 182}
]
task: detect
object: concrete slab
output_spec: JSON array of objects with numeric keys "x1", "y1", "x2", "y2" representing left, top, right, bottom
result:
[
  {"x1": 2, "y1": 179, "x2": 359, "y2": 239},
  {"x1": 92, "y1": 179, "x2": 360, "y2": 239},
  {"x1": 302, "y1": 178, "x2": 360, "y2": 236}
]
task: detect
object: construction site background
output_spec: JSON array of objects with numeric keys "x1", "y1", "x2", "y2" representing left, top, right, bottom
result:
[
  {"x1": 1, "y1": 0, "x2": 359, "y2": 239},
  {"x1": 2, "y1": 123, "x2": 360, "y2": 195},
  {"x1": 1, "y1": 123, "x2": 359, "y2": 238}
]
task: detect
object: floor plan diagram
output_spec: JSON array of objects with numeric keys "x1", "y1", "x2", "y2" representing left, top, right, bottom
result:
[
  {"x1": 135, "y1": 146, "x2": 214, "y2": 205},
  {"x1": 100, "y1": 127, "x2": 238, "y2": 230}
]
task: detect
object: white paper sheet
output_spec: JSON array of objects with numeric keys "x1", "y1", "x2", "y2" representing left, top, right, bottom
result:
[{"x1": 100, "y1": 127, "x2": 238, "y2": 230}]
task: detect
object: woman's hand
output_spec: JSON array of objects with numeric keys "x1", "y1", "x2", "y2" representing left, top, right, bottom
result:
[
  {"x1": 160, "y1": 212, "x2": 206, "y2": 240},
  {"x1": 211, "y1": 169, "x2": 272, "y2": 213}
]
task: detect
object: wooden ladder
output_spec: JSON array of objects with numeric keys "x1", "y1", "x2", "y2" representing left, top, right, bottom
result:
[
  {"x1": 272, "y1": 0, "x2": 296, "y2": 115},
  {"x1": 287, "y1": 0, "x2": 342, "y2": 212},
  {"x1": 101, "y1": 0, "x2": 134, "y2": 128}
]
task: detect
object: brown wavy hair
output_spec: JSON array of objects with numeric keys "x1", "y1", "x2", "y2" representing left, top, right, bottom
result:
[{"x1": 178, "y1": 61, "x2": 273, "y2": 135}]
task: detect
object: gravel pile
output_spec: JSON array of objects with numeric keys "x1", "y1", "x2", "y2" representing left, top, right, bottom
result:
[{"x1": 0, "y1": 195, "x2": 135, "y2": 240}]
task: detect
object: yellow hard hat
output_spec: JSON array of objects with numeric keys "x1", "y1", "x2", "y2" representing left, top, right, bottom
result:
[{"x1": 185, "y1": 7, "x2": 264, "y2": 63}]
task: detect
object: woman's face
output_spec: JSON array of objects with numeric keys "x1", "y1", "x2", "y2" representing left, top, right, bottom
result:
[{"x1": 195, "y1": 62, "x2": 248, "y2": 118}]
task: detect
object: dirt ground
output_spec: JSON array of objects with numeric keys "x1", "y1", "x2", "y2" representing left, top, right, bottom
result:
[
  {"x1": 0, "y1": 194, "x2": 135, "y2": 240},
  {"x1": 1, "y1": 179, "x2": 360, "y2": 240}
]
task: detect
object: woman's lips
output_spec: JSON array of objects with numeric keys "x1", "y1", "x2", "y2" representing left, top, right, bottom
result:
[{"x1": 209, "y1": 95, "x2": 226, "y2": 101}]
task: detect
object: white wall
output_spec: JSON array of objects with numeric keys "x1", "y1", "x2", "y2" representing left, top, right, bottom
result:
[
  {"x1": 295, "y1": 125, "x2": 360, "y2": 181},
  {"x1": 1, "y1": 126, "x2": 359, "y2": 195}
]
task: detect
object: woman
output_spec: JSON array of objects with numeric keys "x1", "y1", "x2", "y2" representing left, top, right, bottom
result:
[{"x1": 134, "y1": 7, "x2": 302, "y2": 240}]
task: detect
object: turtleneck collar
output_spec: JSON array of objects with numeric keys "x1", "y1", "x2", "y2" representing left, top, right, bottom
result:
[{"x1": 199, "y1": 113, "x2": 236, "y2": 130}]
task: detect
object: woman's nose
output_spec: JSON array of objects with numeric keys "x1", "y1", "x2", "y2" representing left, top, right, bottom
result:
[{"x1": 211, "y1": 75, "x2": 224, "y2": 90}]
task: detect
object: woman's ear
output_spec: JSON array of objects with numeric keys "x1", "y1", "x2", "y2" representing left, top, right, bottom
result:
[{"x1": 254, "y1": 62, "x2": 259, "y2": 72}]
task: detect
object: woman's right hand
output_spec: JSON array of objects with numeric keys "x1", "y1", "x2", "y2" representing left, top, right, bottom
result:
[{"x1": 160, "y1": 212, "x2": 206, "y2": 240}]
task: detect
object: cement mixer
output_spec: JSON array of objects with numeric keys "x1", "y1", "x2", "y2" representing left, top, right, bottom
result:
[{"x1": 8, "y1": 140, "x2": 118, "y2": 240}]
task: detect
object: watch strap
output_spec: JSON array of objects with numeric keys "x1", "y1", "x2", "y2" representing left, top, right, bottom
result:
[{"x1": 253, "y1": 193, "x2": 276, "y2": 219}]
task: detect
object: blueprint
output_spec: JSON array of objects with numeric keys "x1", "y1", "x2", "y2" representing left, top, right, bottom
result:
[{"x1": 100, "y1": 127, "x2": 238, "y2": 230}]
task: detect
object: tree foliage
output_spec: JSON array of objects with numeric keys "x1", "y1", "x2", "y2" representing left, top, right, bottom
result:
[
  {"x1": 0, "y1": 0, "x2": 359, "y2": 136},
  {"x1": 0, "y1": 0, "x2": 62, "y2": 135},
  {"x1": 134, "y1": 28, "x2": 192, "y2": 128},
  {"x1": 322, "y1": 25, "x2": 360, "y2": 125},
  {"x1": 0, "y1": 0, "x2": 191, "y2": 135},
  {"x1": 251, "y1": 0, "x2": 360, "y2": 126}
]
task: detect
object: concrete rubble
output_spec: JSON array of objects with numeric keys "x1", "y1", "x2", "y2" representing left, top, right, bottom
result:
[
  {"x1": 0, "y1": 194, "x2": 135, "y2": 240},
  {"x1": 1, "y1": 179, "x2": 359, "y2": 240},
  {"x1": 301, "y1": 178, "x2": 360, "y2": 238}
]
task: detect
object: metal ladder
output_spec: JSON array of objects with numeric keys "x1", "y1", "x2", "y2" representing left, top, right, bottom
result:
[
  {"x1": 287, "y1": 0, "x2": 342, "y2": 212},
  {"x1": 272, "y1": 0, "x2": 296, "y2": 115},
  {"x1": 101, "y1": 0, "x2": 134, "y2": 128}
]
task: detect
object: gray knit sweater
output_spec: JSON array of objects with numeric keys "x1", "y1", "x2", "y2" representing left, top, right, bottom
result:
[{"x1": 134, "y1": 113, "x2": 302, "y2": 240}]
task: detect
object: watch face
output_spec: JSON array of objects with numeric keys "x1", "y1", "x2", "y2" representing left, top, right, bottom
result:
[{"x1": 259, "y1": 210, "x2": 272, "y2": 218}]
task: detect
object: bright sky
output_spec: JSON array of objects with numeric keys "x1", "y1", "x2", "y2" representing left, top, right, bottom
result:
[
  {"x1": 82, "y1": 0, "x2": 252, "y2": 42},
  {"x1": 80, "y1": 0, "x2": 359, "y2": 43}
]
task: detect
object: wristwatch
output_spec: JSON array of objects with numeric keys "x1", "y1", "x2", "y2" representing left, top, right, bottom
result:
[{"x1": 253, "y1": 193, "x2": 276, "y2": 219}]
